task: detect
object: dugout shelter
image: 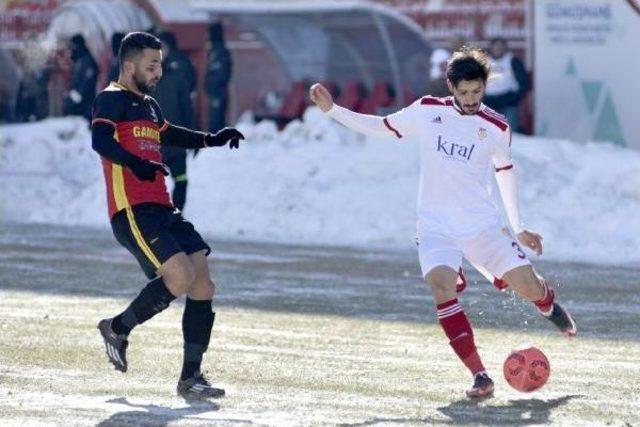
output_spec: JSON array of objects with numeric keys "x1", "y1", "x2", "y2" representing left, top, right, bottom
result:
[{"x1": 46, "y1": 0, "x2": 432, "y2": 124}]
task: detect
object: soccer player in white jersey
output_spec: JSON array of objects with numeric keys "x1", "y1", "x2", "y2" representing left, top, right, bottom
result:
[{"x1": 309, "y1": 47, "x2": 577, "y2": 399}]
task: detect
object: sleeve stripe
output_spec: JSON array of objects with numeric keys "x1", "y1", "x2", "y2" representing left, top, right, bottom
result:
[
  {"x1": 92, "y1": 118, "x2": 116, "y2": 127},
  {"x1": 383, "y1": 117, "x2": 402, "y2": 139},
  {"x1": 159, "y1": 120, "x2": 169, "y2": 132},
  {"x1": 495, "y1": 164, "x2": 514, "y2": 172}
]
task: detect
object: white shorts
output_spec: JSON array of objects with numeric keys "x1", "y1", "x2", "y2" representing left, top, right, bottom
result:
[{"x1": 417, "y1": 227, "x2": 530, "y2": 279}]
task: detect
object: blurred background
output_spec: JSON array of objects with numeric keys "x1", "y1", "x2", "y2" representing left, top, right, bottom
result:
[{"x1": 1, "y1": 0, "x2": 638, "y2": 147}]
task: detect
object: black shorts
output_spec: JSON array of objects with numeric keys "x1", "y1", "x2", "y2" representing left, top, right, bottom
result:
[{"x1": 111, "y1": 203, "x2": 211, "y2": 279}]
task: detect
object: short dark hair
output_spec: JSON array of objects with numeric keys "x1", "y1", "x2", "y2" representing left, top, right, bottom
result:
[
  {"x1": 119, "y1": 32, "x2": 162, "y2": 68},
  {"x1": 111, "y1": 32, "x2": 125, "y2": 57},
  {"x1": 446, "y1": 47, "x2": 491, "y2": 87}
]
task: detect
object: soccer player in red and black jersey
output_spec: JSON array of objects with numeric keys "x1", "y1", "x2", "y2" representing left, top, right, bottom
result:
[{"x1": 92, "y1": 32, "x2": 243, "y2": 399}]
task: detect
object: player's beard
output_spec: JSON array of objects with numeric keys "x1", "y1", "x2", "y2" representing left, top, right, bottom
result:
[
  {"x1": 463, "y1": 103, "x2": 480, "y2": 114},
  {"x1": 133, "y1": 70, "x2": 158, "y2": 95},
  {"x1": 453, "y1": 96, "x2": 480, "y2": 115}
]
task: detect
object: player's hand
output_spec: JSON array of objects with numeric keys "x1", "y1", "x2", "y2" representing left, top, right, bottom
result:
[
  {"x1": 128, "y1": 158, "x2": 169, "y2": 182},
  {"x1": 309, "y1": 83, "x2": 334, "y2": 112},
  {"x1": 204, "y1": 127, "x2": 245, "y2": 149},
  {"x1": 517, "y1": 230, "x2": 543, "y2": 256}
]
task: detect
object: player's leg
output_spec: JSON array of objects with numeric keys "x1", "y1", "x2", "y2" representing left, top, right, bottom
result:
[
  {"x1": 176, "y1": 250, "x2": 225, "y2": 399},
  {"x1": 502, "y1": 265, "x2": 577, "y2": 336},
  {"x1": 166, "y1": 211, "x2": 225, "y2": 398},
  {"x1": 418, "y1": 233, "x2": 494, "y2": 398},
  {"x1": 99, "y1": 205, "x2": 193, "y2": 372},
  {"x1": 109, "y1": 251, "x2": 190, "y2": 327},
  {"x1": 465, "y1": 228, "x2": 576, "y2": 336}
]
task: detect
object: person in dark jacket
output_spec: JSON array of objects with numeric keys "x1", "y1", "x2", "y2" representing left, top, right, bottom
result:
[
  {"x1": 154, "y1": 31, "x2": 198, "y2": 211},
  {"x1": 204, "y1": 22, "x2": 232, "y2": 132},
  {"x1": 63, "y1": 34, "x2": 98, "y2": 120},
  {"x1": 108, "y1": 32, "x2": 125, "y2": 82},
  {"x1": 483, "y1": 37, "x2": 530, "y2": 133}
]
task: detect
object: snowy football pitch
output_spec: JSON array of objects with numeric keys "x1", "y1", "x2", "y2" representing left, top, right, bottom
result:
[{"x1": 1, "y1": 224, "x2": 639, "y2": 426}]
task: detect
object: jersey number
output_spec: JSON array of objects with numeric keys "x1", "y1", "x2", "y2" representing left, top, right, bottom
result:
[{"x1": 512, "y1": 241, "x2": 526, "y2": 259}]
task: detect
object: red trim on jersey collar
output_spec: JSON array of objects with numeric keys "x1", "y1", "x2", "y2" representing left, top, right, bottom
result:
[
  {"x1": 420, "y1": 96, "x2": 467, "y2": 116},
  {"x1": 420, "y1": 95, "x2": 509, "y2": 131},
  {"x1": 420, "y1": 96, "x2": 447, "y2": 106},
  {"x1": 477, "y1": 109, "x2": 509, "y2": 131}
]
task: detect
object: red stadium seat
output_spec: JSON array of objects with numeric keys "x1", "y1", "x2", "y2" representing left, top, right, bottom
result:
[
  {"x1": 336, "y1": 80, "x2": 365, "y2": 111},
  {"x1": 403, "y1": 86, "x2": 418, "y2": 104},
  {"x1": 279, "y1": 80, "x2": 307, "y2": 120},
  {"x1": 319, "y1": 80, "x2": 338, "y2": 98},
  {"x1": 357, "y1": 81, "x2": 394, "y2": 114}
]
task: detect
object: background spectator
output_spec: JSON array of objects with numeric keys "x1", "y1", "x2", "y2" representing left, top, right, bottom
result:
[
  {"x1": 0, "y1": 48, "x2": 20, "y2": 122},
  {"x1": 425, "y1": 48, "x2": 450, "y2": 97},
  {"x1": 63, "y1": 34, "x2": 98, "y2": 120},
  {"x1": 483, "y1": 37, "x2": 530, "y2": 132},
  {"x1": 205, "y1": 22, "x2": 232, "y2": 132},
  {"x1": 154, "y1": 30, "x2": 198, "y2": 211},
  {"x1": 107, "y1": 32, "x2": 125, "y2": 82}
]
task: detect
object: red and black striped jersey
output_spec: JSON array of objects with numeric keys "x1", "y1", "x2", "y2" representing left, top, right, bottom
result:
[{"x1": 92, "y1": 82, "x2": 172, "y2": 218}]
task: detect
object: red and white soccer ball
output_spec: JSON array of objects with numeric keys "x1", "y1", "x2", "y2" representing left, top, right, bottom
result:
[{"x1": 503, "y1": 347, "x2": 550, "y2": 392}]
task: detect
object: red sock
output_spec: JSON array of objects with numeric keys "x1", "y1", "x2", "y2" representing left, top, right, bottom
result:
[
  {"x1": 533, "y1": 279, "x2": 555, "y2": 315},
  {"x1": 493, "y1": 277, "x2": 508, "y2": 291},
  {"x1": 437, "y1": 298, "x2": 485, "y2": 375}
]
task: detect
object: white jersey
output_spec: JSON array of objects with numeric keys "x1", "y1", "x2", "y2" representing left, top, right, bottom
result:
[{"x1": 383, "y1": 95, "x2": 512, "y2": 238}]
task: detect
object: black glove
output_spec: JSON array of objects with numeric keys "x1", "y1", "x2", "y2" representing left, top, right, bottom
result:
[
  {"x1": 127, "y1": 157, "x2": 169, "y2": 182},
  {"x1": 204, "y1": 127, "x2": 245, "y2": 149}
]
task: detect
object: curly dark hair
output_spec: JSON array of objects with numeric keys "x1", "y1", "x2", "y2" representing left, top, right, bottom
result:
[{"x1": 446, "y1": 47, "x2": 491, "y2": 87}]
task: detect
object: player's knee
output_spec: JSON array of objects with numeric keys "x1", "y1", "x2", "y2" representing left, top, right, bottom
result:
[
  {"x1": 170, "y1": 263, "x2": 197, "y2": 295},
  {"x1": 425, "y1": 266, "x2": 456, "y2": 293},
  {"x1": 205, "y1": 279, "x2": 215, "y2": 299},
  {"x1": 503, "y1": 265, "x2": 544, "y2": 300},
  {"x1": 188, "y1": 277, "x2": 215, "y2": 299}
]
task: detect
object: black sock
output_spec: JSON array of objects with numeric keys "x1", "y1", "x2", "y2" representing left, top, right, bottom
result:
[
  {"x1": 180, "y1": 298, "x2": 214, "y2": 380},
  {"x1": 112, "y1": 277, "x2": 177, "y2": 336}
]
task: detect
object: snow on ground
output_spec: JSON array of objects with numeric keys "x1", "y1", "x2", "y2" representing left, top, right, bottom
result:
[{"x1": 1, "y1": 108, "x2": 639, "y2": 266}]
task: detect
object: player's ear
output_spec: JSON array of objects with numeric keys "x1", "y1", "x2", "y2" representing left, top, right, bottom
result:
[
  {"x1": 122, "y1": 60, "x2": 134, "y2": 75},
  {"x1": 446, "y1": 79, "x2": 454, "y2": 94}
]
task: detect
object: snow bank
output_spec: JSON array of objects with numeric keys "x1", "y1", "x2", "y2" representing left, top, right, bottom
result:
[{"x1": 1, "y1": 109, "x2": 638, "y2": 266}]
